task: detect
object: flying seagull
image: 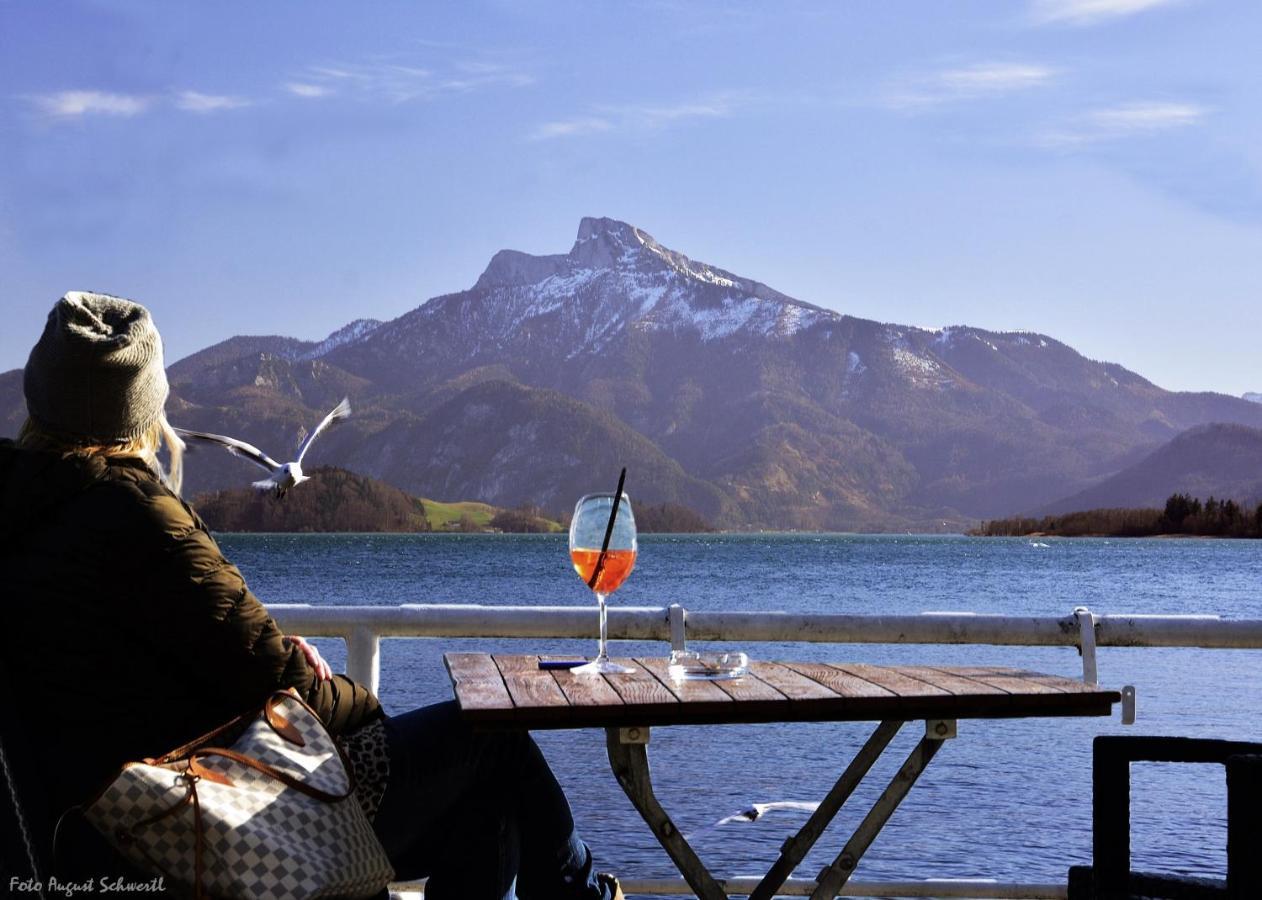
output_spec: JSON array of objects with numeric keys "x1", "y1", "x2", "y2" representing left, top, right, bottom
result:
[
  {"x1": 177, "y1": 397, "x2": 351, "y2": 498},
  {"x1": 713, "y1": 800, "x2": 820, "y2": 826},
  {"x1": 684, "y1": 800, "x2": 821, "y2": 840}
]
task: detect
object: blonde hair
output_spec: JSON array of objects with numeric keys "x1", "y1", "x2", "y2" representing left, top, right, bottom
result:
[{"x1": 18, "y1": 414, "x2": 185, "y2": 495}]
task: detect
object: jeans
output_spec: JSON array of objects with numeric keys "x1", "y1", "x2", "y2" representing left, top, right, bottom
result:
[{"x1": 370, "y1": 701, "x2": 613, "y2": 900}]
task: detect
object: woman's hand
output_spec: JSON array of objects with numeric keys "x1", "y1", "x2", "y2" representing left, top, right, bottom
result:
[{"x1": 288, "y1": 635, "x2": 332, "y2": 682}]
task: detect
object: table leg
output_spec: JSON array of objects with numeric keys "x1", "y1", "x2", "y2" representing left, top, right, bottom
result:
[
  {"x1": 748, "y1": 720, "x2": 903, "y2": 900},
  {"x1": 810, "y1": 719, "x2": 957, "y2": 900},
  {"x1": 605, "y1": 727, "x2": 729, "y2": 900}
]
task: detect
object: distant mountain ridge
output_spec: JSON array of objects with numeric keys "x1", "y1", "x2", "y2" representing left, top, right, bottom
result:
[
  {"x1": 4, "y1": 216, "x2": 1261, "y2": 530},
  {"x1": 1041, "y1": 423, "x2": 1262, "y2": 514}
]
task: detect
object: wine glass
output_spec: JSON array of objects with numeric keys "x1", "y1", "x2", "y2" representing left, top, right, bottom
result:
[{"x1": 569, "y1": 491, "x2": 637, "y2": 675}]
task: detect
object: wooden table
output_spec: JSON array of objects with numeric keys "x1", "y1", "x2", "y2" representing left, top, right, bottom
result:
[{"x1": 445, "y1": 653, "x2": 1120, "y2": 900}]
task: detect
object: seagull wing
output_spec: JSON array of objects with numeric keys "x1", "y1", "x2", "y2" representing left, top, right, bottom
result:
[
  {"x1": 176, "y1": 428, "x2": 281, "y2": 473},
  {"x1": 755, "y1": 801, "x2": 819, "y2": 816},
  {"x1": 708, "y1": 801, "x2": 819, "y2": 830},
  {"x1": 296, "y1": 397, "x2": 351, "y2": 465}
]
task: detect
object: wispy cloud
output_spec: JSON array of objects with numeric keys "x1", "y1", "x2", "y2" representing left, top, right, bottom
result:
[
  {"x1": 1039, "y1": 101, "x2": 1208, "y2": 146},
  {"x1": 1090, "y1": 101, "x2": 1205, "y2": 131},
  {"x1": 883, "y1": 62, "x2": 1056, "y2": 110},
  {"x1": 284, "y1": 57, "x2": 533, "y2": 104},
  {"x1": 1030, "y1": 0, "x2": 1183, "y2": 26},
  {"x1": 29, "y1": 90, "x2": 151, "y2": 119},
  {"x1": 531, "y1": 117, "x2": 615, "y2": 140},
  {"x1": 531, "y1": 94, "x2": 741, "y2": 141},
  {"x1": 285, "y1": 82, "x2": 332, "y2": 99},
  {"x1": 174, "y1": 90, "x2": 250, "y2": 113},
  {"x1": 27, "y1": 88, "x2": 255, "y2": 121}
]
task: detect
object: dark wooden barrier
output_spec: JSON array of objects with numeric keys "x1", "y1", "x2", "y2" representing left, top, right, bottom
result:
[{"x1": 1069, "y1": 735, "x2": 1262, "y2": 899}]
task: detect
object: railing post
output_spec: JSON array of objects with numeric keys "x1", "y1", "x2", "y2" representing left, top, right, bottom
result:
[
  {"x1": 1074, "y1": 606, "x2": 1098, "y2": 685},
  {"x1": 347, "y1": 625, "x2": 381, "y2": 696},
  {"x1": 669, "y1": 604, "x2": 687, "y2": 654}
]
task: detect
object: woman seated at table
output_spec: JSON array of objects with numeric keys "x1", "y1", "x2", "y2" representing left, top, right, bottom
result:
[{"x1": 0, "y1": 291, "x2": 622, "y2": 900}]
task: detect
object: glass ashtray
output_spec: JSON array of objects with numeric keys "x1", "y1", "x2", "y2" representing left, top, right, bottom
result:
[{"x1": 668, "y1": 650, "x2": 749, "y2": 681}]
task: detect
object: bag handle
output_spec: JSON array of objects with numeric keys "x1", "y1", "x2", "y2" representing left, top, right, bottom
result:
[
  {"x1": 187, "y1": 746, "x2": 353, "y2": 802},
  {"x1": 152, "y1": 689, "x2": 306, "y2": 765},
  {"x1": 264, "y1": 694, "x2": 306, "y2": 746}
]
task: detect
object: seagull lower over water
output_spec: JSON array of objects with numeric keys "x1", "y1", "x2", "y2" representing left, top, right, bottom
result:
[
  {"x1": 685, "y1": 800, "x2": 821, "y2": 840},
  {"x1": 177, "y1": 397, "x2": 351, "y2": 498},
  {"x1": 714, "y1": 800, "x2": 820, "y2": 826}
]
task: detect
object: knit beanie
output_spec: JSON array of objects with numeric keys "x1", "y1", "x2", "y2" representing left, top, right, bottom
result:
[{"x1": 23, "y1": 291, "x2": 169, "y2": 443}]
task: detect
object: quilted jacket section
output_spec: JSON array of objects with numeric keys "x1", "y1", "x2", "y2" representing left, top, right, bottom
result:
[{"x1": 0, "y1": 440, "x2": 382, "y2": 816}]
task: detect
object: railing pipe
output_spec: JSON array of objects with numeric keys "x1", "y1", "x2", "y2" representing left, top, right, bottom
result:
[
  {"x1": 273, "y1": 604, "x2": 672, "y2": 642},
  {"x1": 271, "y1": 604, "x2": 1262, "y2": 649}
]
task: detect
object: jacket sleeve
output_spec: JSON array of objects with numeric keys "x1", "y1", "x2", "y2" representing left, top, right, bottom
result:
[{"x1": 121, "y1": 482, "x2": 383, "y2": 734}]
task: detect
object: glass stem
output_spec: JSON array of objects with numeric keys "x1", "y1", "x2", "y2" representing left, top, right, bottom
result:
[{"x1": 597, "y1": 592, "x2": 609, "y2": 661}]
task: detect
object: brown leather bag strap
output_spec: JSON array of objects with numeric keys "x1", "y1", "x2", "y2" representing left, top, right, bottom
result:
[
  {"x1": 151, "y1": 708, "x2": 253, "y2": 764},
  {"x1": 191, "y1": 777, "x2": 205, "y2": 900},
  {"x1": 263, "y1": 693, "x2": 306, "y2": 746},
  {"x1": 188, "y1": 747, "x2": 352, "y2": 802},
  {"x1": 153, "y1": 689, "x2": 309, "y2": 765}
]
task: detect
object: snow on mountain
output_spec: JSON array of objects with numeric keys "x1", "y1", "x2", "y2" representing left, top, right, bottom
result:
[
  {"x1": 301, "y1": 318, "x2": 382, "y2": 360},
  {"x1": 378, "y1": 217, "x2": 837, "y2": 363},
  {"x1": 1245, "y1": 392, "x2": 1262, "y2": 404}
]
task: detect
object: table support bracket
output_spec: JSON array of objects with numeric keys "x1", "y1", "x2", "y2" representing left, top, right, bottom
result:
[
  {"x1": 606, "y1": 726, "x2": 728, "y2": 900},
  {"x1": 810, "y1": 720, "x2": 956, "y2": 900},
  {"x1": 748, "y1": 720, "x2": 903, "y2": 900}
]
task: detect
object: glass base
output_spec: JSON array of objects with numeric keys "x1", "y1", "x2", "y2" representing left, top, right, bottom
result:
[{"x1": 571, "y1": 657, "x2": 635, "y2": 676}]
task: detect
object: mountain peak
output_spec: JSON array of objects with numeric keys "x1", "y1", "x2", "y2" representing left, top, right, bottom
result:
[
  {"x1": 569, "y1": 216, "x2": 654, "y2": 268},
  {"x1": 575, "y1": 216, "x2": 644, "y2": 245}
]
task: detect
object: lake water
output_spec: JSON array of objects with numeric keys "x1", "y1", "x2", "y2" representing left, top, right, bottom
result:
[{"x1": 220, "y1": 533, "x2": 1262, "y2": 890}]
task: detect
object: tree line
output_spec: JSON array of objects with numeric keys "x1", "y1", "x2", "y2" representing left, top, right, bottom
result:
[
  {"x1": 972, "y1": 493, "x2": 1262, "y2": 538},
  {"x1": 486, "y1": 501, "x2": 714, "y2": 534},
  {"x1": 192, "y1": 467, "x2": 717, "y2": 535},
  {"x1": 193, "y1": 466, "x2": 432, "y2": 533}
]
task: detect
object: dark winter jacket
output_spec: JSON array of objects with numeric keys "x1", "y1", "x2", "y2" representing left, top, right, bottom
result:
[{"x1": 0, "y1": 440, "x2": 382, "y2": 817}]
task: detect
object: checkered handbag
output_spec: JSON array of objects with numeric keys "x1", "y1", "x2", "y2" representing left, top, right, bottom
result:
[{"x1": 83, "y1": 690, "x2": 394, "y2": 899}]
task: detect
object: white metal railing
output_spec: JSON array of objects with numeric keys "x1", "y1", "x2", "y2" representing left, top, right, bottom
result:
[
  {"x1": 269, "y1": 602, "x2": 1262, "y2": 696},
  {"x1": 268, "y1": 603, "x2": 1262, "y2": 900}
]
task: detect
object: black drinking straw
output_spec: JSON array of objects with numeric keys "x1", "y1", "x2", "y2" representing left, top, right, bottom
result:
[{"x1": 587, "y1": 467, "x2": 627, "y2": 591}]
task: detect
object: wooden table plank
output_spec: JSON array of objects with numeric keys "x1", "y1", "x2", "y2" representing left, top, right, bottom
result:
[
  {"x1": 936, "y1": 666, "x2": 1102, "y2": 694},
  {"x1": 1025, "y1": 674, "x2": 1105, "y2": 694},
  {"x1": 898, "y1": 666, "x2": 1008, "y2": 696},
  {"x1": 783, "y1": 662, "x2": 896, "y2": 698},
  {"x1": 931, "y1": 666, "x2": 1066, "y2": 695},
  {"x1": 446, "y1": 654, "x2": 1120, "y2": 728},
  {"x1": 551, "y1": 669, "x2": 626, "y2": 707},
  {"x1": 638, "y1": 658, "x2": 733, "y2": 704},
  {"x1": 750, "y1": 662, "x2": 842, "y2": 700},
  {"x1": 603, "y1": 658, "x2": 680, "y2": 707},
  {"x1": 830, "y1": 663, "x2": 953, "y2": 697},
  {"x1": 494, "y1": 655, "x2": 542, "y2": 673},
  {"x1": 965, "y1": 675, "x2": 1062, "y2": 694},
  {"x1": 493, "y1": 655, "x2": 571, "y2": 709},
  {"x1": 445, "y1": 652, "x2": 514, "y2": 712},
  {"x1": 712, "y1": 670, "x2": 787, "y2": 703}
]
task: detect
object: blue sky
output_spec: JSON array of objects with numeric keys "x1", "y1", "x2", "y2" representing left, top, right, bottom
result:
[{"x1": 2, "y1": 0, "x2": 1260, "y2": 395}]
